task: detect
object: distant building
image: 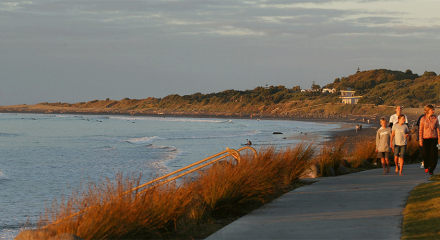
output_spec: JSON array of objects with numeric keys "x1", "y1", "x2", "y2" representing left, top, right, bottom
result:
[
  {"x1": 322, "y1": 88, "x2": 336, "y2": 93},
  {"x1": 340, "y1": 90, "x2": 361, "y2": 104},
  {"x1": 301, "y1": 89, "x2": 320, "y2": 93}
]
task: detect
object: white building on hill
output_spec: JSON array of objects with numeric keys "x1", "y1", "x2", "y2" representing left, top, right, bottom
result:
[
  {"x1": 340, "y1": 89, "x2": 361, "y2": 104},
  {"x1": 322, "y1": 88, "x2": 336, "y2": 93}
]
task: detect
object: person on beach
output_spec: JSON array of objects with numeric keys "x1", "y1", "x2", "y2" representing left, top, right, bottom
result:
[
  {"x1": 389, "y1": 106, "x2": 408, "y2": 128},
  {"x1": 390, "y1": 115, "x2": 410, "y2": 175},
  {"x1": 376, "y1": 117, "x2": 392, "y2": 174},
  {"x1": 419, "y1": 105, "x2": 440, "y2": 175}
]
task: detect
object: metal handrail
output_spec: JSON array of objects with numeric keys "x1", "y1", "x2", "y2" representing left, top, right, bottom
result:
[{"x1": 42, "y1": 146, "x2": 257, "y2": 229}]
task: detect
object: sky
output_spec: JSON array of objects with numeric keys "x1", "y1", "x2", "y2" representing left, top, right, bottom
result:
[{"x1": 1, "y1": 0, "x2": 439, "y2": 106}]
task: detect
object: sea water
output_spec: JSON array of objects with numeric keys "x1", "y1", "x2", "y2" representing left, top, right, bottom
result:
[{"x1": 0, "y1": 113, "x2": 352, "y2": 239}]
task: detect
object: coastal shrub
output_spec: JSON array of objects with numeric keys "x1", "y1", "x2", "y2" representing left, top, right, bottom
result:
[
  {"x1": 39, "y1": 173, "x2": 193, "y2": 240},
  {"x1": 275, "y1": 143, "x2": 315, "y2": 184},
  {"x1": 36, "y1": 143, "x2": 315, "y2": 239},
  {"x1": 192, "y1": 143, "x2": 315, "y2": 217},
  {"x1": 194, "y1": 157, "x2": 276, "y2": 216},
  {"x1": 406, "y1": 137, "x2": 421, "y2": 164},
  {"x1": 349, "y1": 136, "x2": 376, "y2": 168},
  {"x1": 316, "y1": 138, "x2": 347, "y2": 176}
]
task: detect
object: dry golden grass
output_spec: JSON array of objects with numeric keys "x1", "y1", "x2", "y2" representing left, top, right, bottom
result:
[
  {"x1": 406, "y1": 136, "x2": 422, "y2": 163},
  {"x1": 349, "y1": 136, "x2": 377, "y2": 168},
  {"x1": 40, "y1": 173, "x2": 194, "y2": 239},
  {"x1": 29, "y1": 136, "x2": 388, "y2": 239},
  {"x1": 316, "y1": 138, "x2": 347, "y2": 176},
  {"x1": 36, "y1": 143, "x2": 315, "y2": 239}
]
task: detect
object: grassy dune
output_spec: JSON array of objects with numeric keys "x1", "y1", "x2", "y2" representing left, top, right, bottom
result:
[
  {"x1": 36, "y1": 143, "x2": 315, "y2": 239},
  {"x1": 24, "y1": 133, "x2": 422, "y2": 239}
]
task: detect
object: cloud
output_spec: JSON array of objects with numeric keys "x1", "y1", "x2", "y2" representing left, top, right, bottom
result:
[
  {"x1": 1, "y1": 0, "x2": 440, "y2": 105},
  {"x1": 3, "y1": 0, "x2": 439, "y2": 39}
]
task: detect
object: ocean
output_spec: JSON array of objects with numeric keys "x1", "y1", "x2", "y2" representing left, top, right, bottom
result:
[{"x1": 0, "y1": 113, "x2": 352, "y2": 239}]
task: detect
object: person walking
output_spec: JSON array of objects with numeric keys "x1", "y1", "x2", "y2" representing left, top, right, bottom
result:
[
  {"x1": 390, "y1": 115, "x2": 410, "y2": 175},
  {"x1": 376, "y1": 117, "x2": 392, "y2": 174},
  {"x1": 419, "y1": 105, "x2": 440, "y2": 175},
  {"x1": 417, "y1": 113, "x2": 426, "y2": 168},
  {"x1": 389, "y1": 105, "x2": 408, "y2": 128}
]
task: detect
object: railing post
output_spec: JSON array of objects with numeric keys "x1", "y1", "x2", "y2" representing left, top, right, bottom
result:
[
  {"x1": 226, "y1": 147, "x2": 241, "y2": 163},
  {"x1": 42, "y1": 146, "x2": 256, "y2": 229}
]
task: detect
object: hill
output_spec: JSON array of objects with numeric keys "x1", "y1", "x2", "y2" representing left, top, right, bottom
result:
[
  {"x1": 0, "y1": 69, "x2": 438, "y2": 120},
  {"x1": 325, "y1": 69, "x2": 439, "y2": 107}
]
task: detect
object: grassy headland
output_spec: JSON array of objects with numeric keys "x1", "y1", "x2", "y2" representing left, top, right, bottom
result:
[{"x1": 1, "y1": 69, "x2": 438, "y2": 120}]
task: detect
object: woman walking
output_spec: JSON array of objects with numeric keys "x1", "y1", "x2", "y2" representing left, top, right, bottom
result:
[{"x1": 419, "y1": 105, "x2": 440, "y2": 175}]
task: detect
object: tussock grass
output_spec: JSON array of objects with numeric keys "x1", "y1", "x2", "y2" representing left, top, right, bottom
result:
[
  {"x1": 349, "y1": 136, "x2": 377, "y2": 167},
  {"x1": 40, "y1": 173, "x2": 193, "y2": 239},
  {"x1": 316, "y1": 138, "x2": 347, "y2": 176},
  {"x1": 37, "y1": 143, "x2": 316, "y2": 239},
  {"x1": 402, "y1": 174, "x2": 440, "y2": 239},
  {"x1": 406, "y1": 136, "x2": 422, "y2": 164}
]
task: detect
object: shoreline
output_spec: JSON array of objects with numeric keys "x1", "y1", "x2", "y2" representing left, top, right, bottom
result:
[
  {"x1": 0, "y1": 110, "x2": 381, "y2": 145},
  {"x1": 0, "y1": 103, "x2": 425, "y2": 127},
  {"x1": 0, "y1": 110, "x2": 390, "y2": 149},
  {"x1": 0, "y1": 109, "x2": 384, "y2": 123},
  {"x1": 325, "y1": 124, "x2": 378, "y2": 142},
  {"x1": 5, "y1": 111, "x2": 412, "y2": 239}
]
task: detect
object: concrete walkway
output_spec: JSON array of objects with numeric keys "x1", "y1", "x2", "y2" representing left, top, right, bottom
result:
[{"x1": 206, "y1": 164, "x2": 433, "y2": 240}]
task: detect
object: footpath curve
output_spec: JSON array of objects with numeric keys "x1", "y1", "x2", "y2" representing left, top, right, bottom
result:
[{"x1": 206, "y1": 164, "x2": 432, "y2": 240}]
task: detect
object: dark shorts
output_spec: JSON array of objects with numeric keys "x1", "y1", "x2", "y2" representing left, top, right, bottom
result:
[
  {"x1": 377, "y1": 152, "x2": 389, "y2": 159},
  {"x1": 394, "y1": 145, "x2": 406, "y2": 157}
]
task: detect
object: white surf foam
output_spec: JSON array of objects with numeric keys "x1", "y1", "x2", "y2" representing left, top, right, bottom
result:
[
  {"x1": 108, "y1": 116, "x2": 228, "y2": 123},
  {"x1": 125, "y1": 136, "x2": 165, "y2": 144},
  {"x1": 0, "y1": 170, "x2": 10, "y2": 180},
  {"x1": 175, "y1": 130, "x2": 260, "y2": 140}
]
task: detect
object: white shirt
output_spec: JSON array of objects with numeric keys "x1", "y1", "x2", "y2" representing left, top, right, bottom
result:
[{"x1": 389, "y1": 114, "x2": 408, "y2": 126}]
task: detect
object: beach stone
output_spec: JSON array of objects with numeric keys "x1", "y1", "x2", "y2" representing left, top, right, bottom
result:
[
  {"x1": 328, "y1": 167, "x2": 336, "y2": 176},
  {"x1": 14, "y1": 229, "x2": 55, "y2": 240},
  {"x1": 341, "y1": 159, "x2": 351, "y2": 168},
  {"x1": 365, "y1": 158, "x2": 375, "y2": 164},
  {"x1": 48, "y1": 233, "x2": 84, "y2": 240},
  {"x1": 361, "y1": 160, "x2": 372, "y2": 168},
  {"x1": 300, "y1": 163, "x2": 320, "y2": 179},
  {"x1": 332, "y1": 163, "x2": 340, "y2": 172},
  {"x1": 337, "y1": 165, "x2": 349, "y2": 175}
]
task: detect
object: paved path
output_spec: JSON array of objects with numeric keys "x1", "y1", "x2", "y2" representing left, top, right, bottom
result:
[{"x1": 206, "y1": 164, "x2": 433, "y2": 240}]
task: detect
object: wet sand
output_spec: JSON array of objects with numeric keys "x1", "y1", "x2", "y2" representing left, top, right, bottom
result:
[
  {"x1": 326, "y1": 124, "x2": 378, "y2": 142},
  {"x1": 284, "y1": 119, "x2": 378, "y2": 146}
]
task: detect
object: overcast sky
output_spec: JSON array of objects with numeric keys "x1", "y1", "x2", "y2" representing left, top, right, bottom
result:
[{"x1": 1, "y1": 0, "x2": 439, "y2": 105}]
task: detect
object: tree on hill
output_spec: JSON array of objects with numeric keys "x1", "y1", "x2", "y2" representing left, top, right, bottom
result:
[
  {"x1": 422, "y1": 71, "x2": 437, "y2": 77},
  {"x1": 33, "y1": 68, "x2": 439, "y2": 112},
  {"x1": 311, "y1": 81, "x2": 321, "y2": 90}
]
